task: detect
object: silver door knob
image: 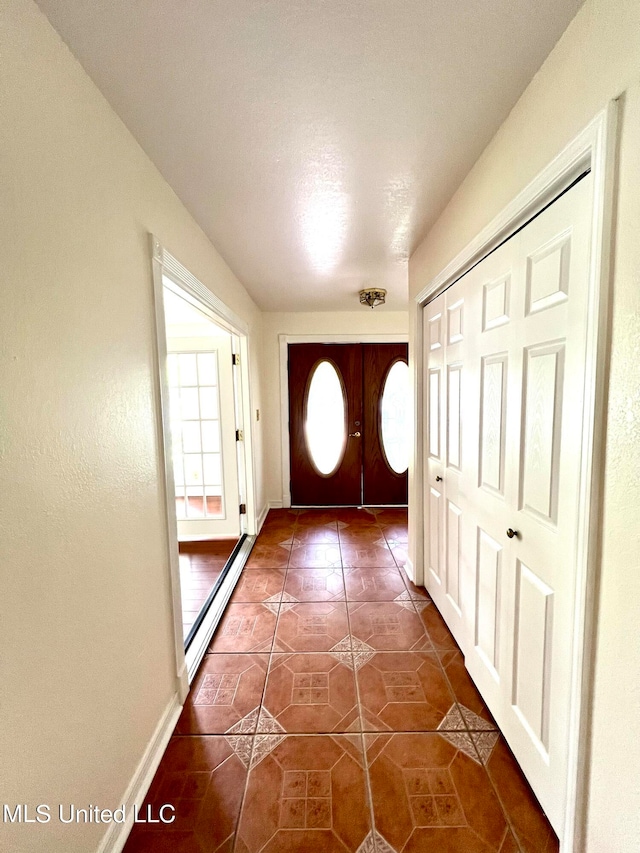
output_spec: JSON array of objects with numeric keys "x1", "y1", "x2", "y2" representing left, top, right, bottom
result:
[
  {"x1": 435, "y1": 476, "x2": 443, "y2": 482},
  {"x1": 506, "y1": 528, "x2": 519, "y2": 539},
  {"x1": 349, "y1": 431, "x2": 361, "y2": 437}
]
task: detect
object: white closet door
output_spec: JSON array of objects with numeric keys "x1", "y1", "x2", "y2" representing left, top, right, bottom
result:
[
  {"x1": 426, "y1": 174, "x2": 593, "y2": 835},
  {"x1": 500, "y1": 175, "x2": 592, "y2": 833},
  {"x1": 423, "y1": 296, "x2": 446, "y2": 600},
  {"x1": 424, "y1": 289, "x2": 468, "y2": 647},
  {"x1": 459, "y1": 235, "x2": 516, "y2": 683}
]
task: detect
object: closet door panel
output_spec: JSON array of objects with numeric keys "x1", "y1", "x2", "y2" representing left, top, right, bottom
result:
[
  {"x1": 462, "y1": 239, "x2": 516, "y2": 679},
  {"x1": 474, "y1": 525, "x2": 503, "y2": 679},
  {"x1": 428, "y1": 485, "x2": 444, "y2": 584},
  {"x1": 512, "y1": 559, "x2": 554, "y2": 751},
  {"x1": 424, "y1": 297, "x2": 446, "y2": 594},
  {"x1": 445, "y1": 499, "x2": 462, "y2": 611},
  {"x1": 519, "y1": 342, "x2": 565, "y2": 524},
  {"x1": 497, "y1": 177, "x2": 593, "y2": 835},
  {"x1": 446, "y1": 364, "x2": 462, "y2": 472},
  {"x1": 424, "y1": 173, "x2": 593, "y2": 837},
  {"x1": 479, "y1": 353, "x2": 508, "y2": 497},
  {"x1": 441, "y1": 284, "x2": 467, "y2": 644},
  {"x1": 425, "y1": 285, "x2": 470, "y2": 646},
  {"x1": 466, "y1": 175, "x2": 592, "y2": 835}
]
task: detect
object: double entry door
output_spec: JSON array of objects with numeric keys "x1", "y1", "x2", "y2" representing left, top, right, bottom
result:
[
  {"x1": 288, "y1": 342, "x2": 408, "y2": 506},
  {"x1": 424, "y1": 173, "x2": 593, "y2": 836}
]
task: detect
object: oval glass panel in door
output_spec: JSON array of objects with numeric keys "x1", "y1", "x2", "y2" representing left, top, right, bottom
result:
[
  {"x1": 381, "y1": 360, "x2": 410, "y2": 474},
  {"x1": 305, "y1": 360, "x2": 347, "y2": 476}
]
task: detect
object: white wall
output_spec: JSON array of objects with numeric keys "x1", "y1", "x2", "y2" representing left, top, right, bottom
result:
[
  {"x1": 409, "y1": 0, "x2": 640, "y2": 849},
  {"x1": 261, "y1": 311, "x2": 409, "y2": 505},
  {"x1": 0, "y1": 1, "x2": 264, "y2": 851}
]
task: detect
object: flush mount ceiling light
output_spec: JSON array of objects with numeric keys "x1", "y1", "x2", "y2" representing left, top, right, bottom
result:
[{"x1": 359, "y1": 287, "x2": 387, "y2": 309}]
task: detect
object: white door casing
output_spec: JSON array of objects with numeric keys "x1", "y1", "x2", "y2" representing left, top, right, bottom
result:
[
  {"x1": 424, "y1": 174, "x2": 594, "y2": 835},
  {"x1": 150, "y1": 235, "x2": 259, "y2": 695},
  {"x1": 414, "y1": 106, "x2": 617, "y2": 851}
]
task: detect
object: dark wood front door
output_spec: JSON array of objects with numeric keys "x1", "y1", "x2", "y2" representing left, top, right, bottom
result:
[
  {"x1": 362, "y1": 343, "x2": 408, "y2": 505},
  {"x1": 288, "y1": 343, "x2": 408, "y2": 506},
  {"x1": 288, "y1": 343, "x2": 362, "y2": 506}
]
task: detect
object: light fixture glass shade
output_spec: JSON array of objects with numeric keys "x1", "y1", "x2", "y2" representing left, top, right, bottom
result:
[{"x1": 359, "y1": 288, "x2": 387, "y2": 308}]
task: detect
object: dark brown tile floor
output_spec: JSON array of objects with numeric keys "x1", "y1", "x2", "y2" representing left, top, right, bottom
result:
[
  {"x1": 179, "y1": 538, "x2": 238, "y2": 638},
  {"x1": 125, "y1": 508, "x2": 559, "y2": 853}
]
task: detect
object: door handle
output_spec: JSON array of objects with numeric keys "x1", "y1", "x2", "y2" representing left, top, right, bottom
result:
[
  {"x1": 349, "y1": 431, "x2": 361, "y2": 437},
  {"x1": 435, "y1": 475, "x2": 443, "y2": 482},
  {"x1": 506, "y1": 528, "x2": 519, "y2": 539}
]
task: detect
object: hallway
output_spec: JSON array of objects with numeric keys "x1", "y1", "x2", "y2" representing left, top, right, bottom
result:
[{"x1": 124, "y1": 508, "x2": 558, "y2": 853}]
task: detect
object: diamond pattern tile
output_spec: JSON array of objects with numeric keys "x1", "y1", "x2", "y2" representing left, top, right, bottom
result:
[
  {"x1": 259, "y1": 652, "x2": 359, "y2": 733},
  {"x1": 365, "y1": 732, "x2": 520, "y2": 852},
  {"x1": 245, "y1": 543, "x2": 290, "y2": 568},
  {"x1": 341, "y1": 543, "x2": 397, "y2": 568},
  {"x1": 176, "y1": 654, "x2": 268, "y2": 735},
  {"x1": 288, "y1": 543, "x2": 342, "y2": 568},
  {"x1": 438, "y1": 648, "x2": 498, "y2": 726},
  {"x1": 228, "y1": 569, "x2": 286, "y2": 603},
  {"x1": 275, "y1": 602, "x2": 350, "y2": 652},
  {"x1": 357, "y1": 651, "x2": 458, "y2": 732},
  {"x1": 285, "y1": 567, "x2": 345, "y2": 601},
  {"x1": 344, "y1": 567, "x2": 407, "y2": 601},
  {"x1": 348, "y1": 601, "x2": 432, "y2": 651},
  {"x1": 131, "y1": 509, "x2": 557, "y2": 853},
  {"x1": 236, "y1": 735, "x2": 371, "y2": 852},
  {"x1": 208, "y1": 604, "x2": 277, "y2": 653}
]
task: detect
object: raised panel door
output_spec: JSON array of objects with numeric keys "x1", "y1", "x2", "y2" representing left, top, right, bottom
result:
[
  {"x1": 423, "y1": 295, "x2": 445, "y2": 593},
  {"x1": 424, "y1": 173, "x2": 593, "y2": 836},
  {"x1": 495, "y1": 175, "x2": 593, "y2": 832}
]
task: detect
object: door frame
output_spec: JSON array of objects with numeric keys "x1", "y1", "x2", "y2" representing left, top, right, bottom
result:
[
  {"x1": 150, "y1": 235, "x2": 259, "y2": 694},
  {"x1": 411, "y1": 103, "x2": 617, "y2": 851},
  {"x1": 278, "y1": 333, "x2": 408, "y2": 510}
]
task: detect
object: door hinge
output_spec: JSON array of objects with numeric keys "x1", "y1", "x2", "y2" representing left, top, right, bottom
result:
[
  {"x1": 239, "y1": 503, "x2": 247, "y2": 515},
  {"x1": 236, "y1": 429, "x2": 244, "y2": 441},
  {"x1": 232, "y1": 353, "x2": 240, "y2": 366}
]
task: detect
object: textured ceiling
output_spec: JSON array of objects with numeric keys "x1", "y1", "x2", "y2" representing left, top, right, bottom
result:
[{"x1": 36, "y1": 0, "x2": 582, "y2": 312}]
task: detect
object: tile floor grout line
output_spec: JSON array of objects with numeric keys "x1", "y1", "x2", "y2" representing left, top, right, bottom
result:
[
  {"x1": 232, "y1": 732, "x2": 257, "y2": 850},
  {"x1": 257, "y1": 603, "x2": 280, "y2": 731},
  {"x1": 177, "y1": 509, "x2": 547, "y2": 853},
  {"x1": 333, "y1": 523, "x2": 382, "y2": 848},
  {"x1": 135, "y1": 509, "x2": 559, "y2": 852},
  {"x1": 270, "y1": 595, "x2": 284, "y2": 655},
  {"x1": 357, "y1": 728, "x2": 380, "y2": 851},
  {"x1": 428, "y1": 627, "x2": 528, "y2": 853},
  {"x1": 470, "y1": 736, "x2": 532, "y2": 853}
]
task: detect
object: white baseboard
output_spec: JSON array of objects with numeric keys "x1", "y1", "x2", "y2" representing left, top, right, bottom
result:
[
  {"x1": 256, "y1": 500, "x2": 284, "y2": 533},
  {"x1": 404, "y1": 557, "x2": 415, "y2": 585},
  {"x1": 177, "y1": 661, "x2": 189, "y2": 704},
  {"x1": 256, "y1": 503, "x2": 270, "y2": 533},
  {"x1": 97, "y1": 693, "x2": 182, "y2": 853}
]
